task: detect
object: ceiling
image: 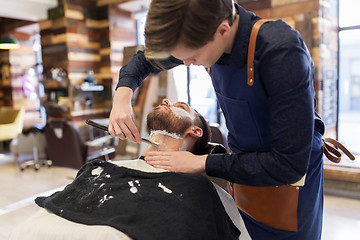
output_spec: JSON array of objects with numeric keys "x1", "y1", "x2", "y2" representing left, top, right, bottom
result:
[
  {"x1": 0, "y1": 0, "x2": 58, "y2": 22},
  {"x1": 0, "y1": 0, "x2": 150, "y2": 22},
  {"x1": 0, "y1": 0, "x2": 259, "y2": 22},
  {"x1": 0, "y1": 0, "x2": 150, "y2": 35},
  {"x1": 118, "y1": 0, "x2": 150, "y2": 13}
]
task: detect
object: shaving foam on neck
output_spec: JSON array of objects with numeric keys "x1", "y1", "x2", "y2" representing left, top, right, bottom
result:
[
  {"x1": 150, "y1": 130, "x2": 190, "y2": 151},
  {"x1": 179, "y1": 140, "x2": 189, "y2": 151},
  {"x1": 150, "y1": 130, "x2": 183, "y2": 139}
]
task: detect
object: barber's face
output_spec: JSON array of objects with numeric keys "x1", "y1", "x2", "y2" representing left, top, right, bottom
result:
[
  {"x1": 170, "y1": 18, "x2": 233, "y2": 68},
  {"x1": 146, "y1": 99, "x2": 197, "y2": 135},
  {"x1": 170, "y1": 40, "x2": 224, "y2": 68}
]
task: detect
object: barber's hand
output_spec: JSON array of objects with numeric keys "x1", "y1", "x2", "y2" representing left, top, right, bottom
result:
[
  {"x1": 108, "y1": 87, "x2": 141, "y2": 143},
  {"x1": 145, "y1": 151, "x2": 207, "y2": 173}
]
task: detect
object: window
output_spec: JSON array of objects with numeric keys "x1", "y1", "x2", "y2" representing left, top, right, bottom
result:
[
  {"x1": 338, "y1": 0, "x2": 360, "y2": 167},
  {"x1": 135, "y1": 12, "x2": 147, "y2": 45},
  {"x1": 172, "y1": 65, "x2": 219, "y2": 124}
]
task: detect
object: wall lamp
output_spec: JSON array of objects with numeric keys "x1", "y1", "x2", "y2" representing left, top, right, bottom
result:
[{"x1": 0, "y1": 34, "x2": 20, "y2": 50}]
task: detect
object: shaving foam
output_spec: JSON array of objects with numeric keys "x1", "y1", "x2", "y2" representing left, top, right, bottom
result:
[
  {"x1": 150, "y1": 130, "x2": 183, "y2": 139},
  {"x1": 170, "y1": 106, "x2": 191, "y2": 119},
  {"x1": 150, "y1": 130, "x2": 190, "y2": 151},
  {"x1": 179, "y1": 140, "x2": 189, "y2": 151}
]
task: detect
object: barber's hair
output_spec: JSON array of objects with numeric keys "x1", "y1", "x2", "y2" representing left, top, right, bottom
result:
[
  {"x1": 144, "y1": 0, "x2": 235, "y2": 59},
  {"x1": 191, "y1": 111, "x2": 212, "y2": 155}
]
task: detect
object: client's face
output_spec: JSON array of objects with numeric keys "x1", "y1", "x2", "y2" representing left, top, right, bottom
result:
[{"x1": 146, "y1": 99, "x2": 197, "y2": 136}]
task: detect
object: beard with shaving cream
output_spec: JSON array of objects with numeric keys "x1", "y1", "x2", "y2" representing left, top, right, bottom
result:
[{"x1": 146, "y1": 109, "x2": 193, "y2": 136}]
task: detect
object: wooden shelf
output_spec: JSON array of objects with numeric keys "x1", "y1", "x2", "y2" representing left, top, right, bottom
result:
[
  {"x1": 71, "y1": 108, "x2": 110, "y2": 117},
  {"x1": 324, "y1": 164, "x2": 360, "y2": 183},
  {"x1": 79, "y1": 84, "x2": 104, "y2": 92},
  {"x1": 44, "y1": 87, "x2": 68, "y2": 91}
]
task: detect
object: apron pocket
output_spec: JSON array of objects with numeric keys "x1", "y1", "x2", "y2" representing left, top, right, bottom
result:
[{"x1": 215, "y1": 92, "x2": 261, "y2": 150}]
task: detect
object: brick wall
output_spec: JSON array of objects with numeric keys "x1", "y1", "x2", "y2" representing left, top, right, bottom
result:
[{"x1": 39, "y1": 0, "x2": 138, "y2": 120}]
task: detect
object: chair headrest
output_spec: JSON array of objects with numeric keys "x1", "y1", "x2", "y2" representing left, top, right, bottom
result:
[{"x1": 205, "y1": 142, "x2": 227, "y2": 154}]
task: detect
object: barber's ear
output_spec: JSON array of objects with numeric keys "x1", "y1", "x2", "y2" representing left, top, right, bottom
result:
[
  {"x1": 217, "y1": 20, "x2": 231, "y2": 36},
  {"x1": 186, "y1": 126, "x2": 203, "y2": 139}
]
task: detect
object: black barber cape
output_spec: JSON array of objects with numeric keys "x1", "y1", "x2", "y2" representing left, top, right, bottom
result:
[{"x1": 35, "y1": 160, "x2": 240, "y2": 240}]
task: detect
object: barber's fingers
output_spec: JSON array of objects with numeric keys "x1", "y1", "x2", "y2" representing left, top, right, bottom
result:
[
  {"x1": 145, "y1": 152, "x2": 177, "y2": 165},
  {"x1": 150, "y1": 164, "x2": 173, "y2": 171},
  {"x1": 108, "y1": 122, "x2": 125, "y2": 139},
  {"x1": 146, "y1": 154, "x2": 174, "y2": 171},
  {"x1": 146, "y1": 152, "x2": 171, "y2": 161},
  {"x1": 118, "y1": 120, "x2": 140, "y2": 143},
  {"x1": 146, "y1": 153, "x2": 172, "y2": 165},
  {"x1": 110, "y1": 121, "x2": 141, "y2": 143},
  {"x1": 145, "y1": 158, "x2": 172, "y2": 165},
  {"x1": 108, "y1": 115, "x2": 141, "y2": 142},
  {"x1": 145, "y1": 152, "x2": 207, "y2": 173},
  {"x1": 124, "y1": 118, "x2": 141, "y2": 142}
]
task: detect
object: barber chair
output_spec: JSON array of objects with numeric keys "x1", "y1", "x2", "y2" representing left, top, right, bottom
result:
[
  {"x1": 206, "y1": 142, "x2": 227, "y2": 154},
  {"x1": 0, "y1": 107, "x2": 25, "y2": 152},
  {"x1": 44, "y1": 119, "x2": 116, "y2": 169},
  {"x1": 10, "y1": 126, "x2": 52, "y2": 171},
  {"x1": 203, "y1": 124, "x2": 229, "y2": 189},
  {"x1": 209, "y1": 123, "x2": 229, "y2": 152}
]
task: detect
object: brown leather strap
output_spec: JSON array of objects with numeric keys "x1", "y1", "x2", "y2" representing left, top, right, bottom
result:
[
  {"x1": 322, "y1": 138, "x2": 355, "y2": 163},
  {"x1": 247, "y1": 19, "x2": 271, "y2": 86}
]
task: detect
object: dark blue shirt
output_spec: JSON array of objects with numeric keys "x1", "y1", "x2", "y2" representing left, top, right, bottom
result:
[{"x1": 116, "y1": 4, "x2": 324, "y2": 187}]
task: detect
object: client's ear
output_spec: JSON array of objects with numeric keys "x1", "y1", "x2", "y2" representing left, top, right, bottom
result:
[{"x1": 186, "y1": 126, "x2": 203, "y2": 139}]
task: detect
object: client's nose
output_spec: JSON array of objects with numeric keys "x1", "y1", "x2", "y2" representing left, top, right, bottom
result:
[{"x1": 162, "y1": 99, "x2": 171, "y2": 107}]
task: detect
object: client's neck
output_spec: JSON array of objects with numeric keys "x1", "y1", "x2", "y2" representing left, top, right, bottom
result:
[{"x1": 142, "y1": 130, "x2": 188, "y2": 157}]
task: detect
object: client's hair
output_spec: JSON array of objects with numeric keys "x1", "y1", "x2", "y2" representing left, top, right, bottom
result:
[{"x1": 191, "y1": 111, "x2": 212, "y2": 155}]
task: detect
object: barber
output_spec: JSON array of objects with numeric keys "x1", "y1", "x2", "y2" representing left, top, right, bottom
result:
[{"x1": 109, "y1": 1, "x2": 325, "y2": 239}]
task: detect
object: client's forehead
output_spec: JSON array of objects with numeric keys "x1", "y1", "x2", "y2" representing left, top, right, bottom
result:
[
  {"x1": 173, "y1": 101, "x2": 197, "y2": 119},
  {"x1": 176, "y1": 101, "x2": 187, "y2": 105},
  {"x1": 173, "y1": 101, "x2": 191, "y2": 111}
]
